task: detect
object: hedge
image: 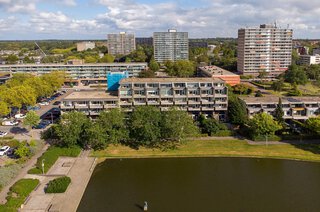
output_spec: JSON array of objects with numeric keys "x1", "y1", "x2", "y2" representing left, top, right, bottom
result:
[
  {"x1": 28, "y1": 146, "x2": 81, "y2": 174},
  {"x1": 45, "y1": 176, "x2": 71, "y2": 193}
]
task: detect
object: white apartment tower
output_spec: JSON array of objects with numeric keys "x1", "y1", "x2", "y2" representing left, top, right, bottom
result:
[
  {"x1": 107, "y1": 32, "x2": 136, "y2": 56},
  {"x1": 237, "y1": 24, "x2": 293, "y2": 76},
  {"x1": 153, "y1": 29, "x2": 189, "y2": 63}
]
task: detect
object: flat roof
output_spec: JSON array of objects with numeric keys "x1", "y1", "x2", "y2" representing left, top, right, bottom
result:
[
  {"x1": 240, "y1": 96, "x2": 320, "y2": 104},
  {"x1": 0, "y1": 63, "x2": 147, "y2": 68},
  {"x1": 63, "y1": 91, "x2": 118, "y2": 101},
  {"x1": 198, "y1": 66, "x2": 238, "y2": 76},
  {"x1": 120, "y1": 77, "x2": 225, "y2": 83}
]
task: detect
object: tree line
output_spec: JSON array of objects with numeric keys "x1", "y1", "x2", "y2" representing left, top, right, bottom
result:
[
  {"x1": 0, "y1": 72, "x2": 65, "y2": 116},
  {"x1": 44, "y1": 107, "x2": 232, "y2": 150}
]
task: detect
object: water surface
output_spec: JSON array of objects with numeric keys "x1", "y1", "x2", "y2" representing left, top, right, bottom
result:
[{"x1": 78, "y1": 157, "x2": 320, "y2": 212}]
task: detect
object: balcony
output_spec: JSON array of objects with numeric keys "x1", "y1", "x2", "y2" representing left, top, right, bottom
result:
[
  {"x1": 188, "y1": 107, "x2": 201, "y2": 111},
  {"x1": 201, "y1": 107, "x2": 215, "y2": 111},
  {"x1": 134, "y1": 101, "x2": 147, "y2": 106},
  {"x1": 147, "y1": 101, "x2": 160, "y2": 105},
  {"x1": 160, "y1": 101, "x2": 174, "y2": 105},
  {"x1": 75, "y1": 104, "x2": 89, "y2": 109},
  {"x1": 188, "y1": 101, "x2": 201, "y2": 105},
  {"x1": 89, "y1": 104, "x2": 103, "y2": 109},
  {"x1": 119, "y1": 101, "x2": 132, "y2": 106},
  {"x1": 104, "y1": 104, "x2": 118, "y2": 109},
  {"x1": 60, "y1": 104, "x2": 74, "y2": 109}
]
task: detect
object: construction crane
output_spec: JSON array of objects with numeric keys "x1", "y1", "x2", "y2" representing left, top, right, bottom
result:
[{"x1": 34, "y1": 42, "x2": 47, "y2": 57}]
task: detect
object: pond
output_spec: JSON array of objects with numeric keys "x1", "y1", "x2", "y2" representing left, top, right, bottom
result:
[{"x1": 78, "y1": 157, "x2": 320, "y2": 212}]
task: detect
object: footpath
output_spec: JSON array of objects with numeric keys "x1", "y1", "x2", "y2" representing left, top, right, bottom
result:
[
  {"x1": 21, "y1": 150, "x2": 96, "y2": 212},
  {"x1": 0, "y1": 143, "x2": 49, "y2": 204}
]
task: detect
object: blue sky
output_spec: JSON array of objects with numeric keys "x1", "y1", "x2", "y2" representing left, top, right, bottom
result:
[{"x1": 0, "y1": 0, "x2": 319, "y2": 40}]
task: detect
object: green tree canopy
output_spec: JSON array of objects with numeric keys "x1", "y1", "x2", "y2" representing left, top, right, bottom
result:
[
  {"x1": 305, "y1": 116, "x2": 320, "y2": 135},
  {"x1": 248, "y1": 112, "x2": 282, "y2": 137},
  {"x1": 149, "y1": 59, "x2": 159, "y2": 71},
  {"x1": 24, "y1": 111, "x2": 40, "y2": 129},
  {"x1": 161, "y1": 108, "x2": 198, "y2": 142},
  {"x1": 99, "y1": 54, "x2": 115, "y2": 63},
  {"x1": 165, "y1": 60, "x2": 196, "y2": 77},
  {"x1": 274, "y1": 98, "x2": 285, "y2": 126},
  {"x1": 0, "y1": 101, "x2": 10, "y2": 116},
  {"x1": 129, "y1": 106, "x2": 161, "y2": 146},
  {"x1": 228, "y1": 96, "x2": 248, "y2": 125},
  {"x1": 284, "y1": 65, "x2": 308, "y2": 85}
]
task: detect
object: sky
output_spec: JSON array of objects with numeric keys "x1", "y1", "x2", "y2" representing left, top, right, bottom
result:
[{"x1": 0, "y1": 0, "x2": 319, "y2": 40}]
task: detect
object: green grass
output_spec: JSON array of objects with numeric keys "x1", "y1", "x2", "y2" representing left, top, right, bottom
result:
[
  {"x1": 92, "y1": 139, "x2": 320, "y2": 162},
  {"x1": 0, "y1": 178, "x2": 39, "y2": 212},
  {"x1": 45, "y1": 176, "x2": 71, "y2": 193},
  {"x1": 28, "y1": 146, "x2": 81, "y2": 174}
]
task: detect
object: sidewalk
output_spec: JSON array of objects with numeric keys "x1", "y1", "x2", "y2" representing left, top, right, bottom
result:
[{"x1": 0, "y1": 143, "x2": 49, "y2": 204}]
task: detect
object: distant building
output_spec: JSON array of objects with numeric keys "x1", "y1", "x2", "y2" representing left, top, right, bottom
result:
[
  {"x1": 237, "y1": 24, "x2": 293, "y2": 77},
  {"x1": 313, "y1": 48, "x2": 320, "y2": 55},
  {"x1": 153, "y1": 29, "x2": 189, "y2": 63},
  {"x1": 107, "y1": 32, "x2": 136, "y2": 56},
  {"x1": 76, "y1": 42, "x2": 95, "y2": 51},
  {"x1": 299, "y1": 54, "x2": 320, "y2": 65},
  {"x1": 240, "y1": 96, "x2": 320, "y2": 120},
  {"x1": 294, "y1": 46, "x2": 309, "y2": 55},
  {"x1": 136, "y1": 37, "x2": 153, "y2": 47},
  {"x1": 66, "y1": 59, "x2": 84, "y2": 65},
  {"x1": 189, "y1": 41, "x2": 208, "y2": 48},
  {"x1": 198, "y1": 65, "x2": 240, "y2": 86}
]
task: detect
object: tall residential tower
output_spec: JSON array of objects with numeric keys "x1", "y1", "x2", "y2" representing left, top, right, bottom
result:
[
  {"x1": 237, "y1": 24, "x2": 293, "y2": 77},
  {"x1": 153, "y1": 29, "x2": 189, "y2": 63},
  {"x1": 107, "y1": 32, "x2": 136, "y2": 56}
]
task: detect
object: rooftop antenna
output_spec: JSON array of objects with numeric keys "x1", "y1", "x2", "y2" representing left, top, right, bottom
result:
[{"x1": 274, "y1": 21, "x2": 277, "y2": 28}]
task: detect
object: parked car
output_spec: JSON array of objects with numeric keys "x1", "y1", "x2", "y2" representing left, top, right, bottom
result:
[
  {"x1": 15, "y1": 114, "x2": 26, "y2": 119},
  {"x1": 2, "y1": 121, "x2": 19, "y2": 126},
  {"x1": 0, "y1": 131, "x2": 8, "y2": 137},
  {"x1": 27, "y1": 106, "x2": 41, "y2": 111},
  {"x1": 39, "y1": 102, "x2": 49, "y2": 106},
  {"x1": 53, "y1": 101, "x2": 61, "y2": 106},
  {"x1": 32, "y1": 123, "x2": 47, "y2": 129},
  {"x1": 0, "y1": 146, "x2": 10, "y2": 156}
]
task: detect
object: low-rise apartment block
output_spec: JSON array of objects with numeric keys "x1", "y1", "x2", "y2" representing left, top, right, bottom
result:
[
  {"x1": 0, "y1": 63, "x2": 147, "y2": 79},
  {"x1": 60, "y1": 78, "x2": 228, "y2": 121},
  {"x1": 299, "y1": 54, "x2": 320, "y2": 65},
  {"x1": 240, "y1": 96, "x2": 320, "y2": 120},
  {"x1": 76, "y1": 42, "x2": 95, "y2": 51},
  {"x1": 198, "y1": 65, "x2": 240, "y2": 86}
]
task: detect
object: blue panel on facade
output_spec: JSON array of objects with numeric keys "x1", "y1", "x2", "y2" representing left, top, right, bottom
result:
[{"x1": 107, "y1": 71, "x2": 129, "y2": 91}]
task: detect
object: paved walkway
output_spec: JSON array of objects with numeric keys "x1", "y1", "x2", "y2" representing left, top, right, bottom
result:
[
  {"x1": 0, "y1": 143, "x2": 49, "y2": 204},
  {"x1": 21, "y1": 150, "x2": 96, "y2": 212}
]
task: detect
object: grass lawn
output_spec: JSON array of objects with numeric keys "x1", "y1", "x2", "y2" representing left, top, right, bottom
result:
[
  {"x1": 0, "y1": 178, "x2": 39, "y2": 212},
  {"x1": 28, "y1": 146, "x2": 81, "y2": 174},
  {"x1": 92, "y1": 140, "x2": 320, "y2": 162}
]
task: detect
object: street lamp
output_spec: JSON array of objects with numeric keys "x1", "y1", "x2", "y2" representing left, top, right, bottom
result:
[{"x1": 42, "y1": 159, "x2": 45, "y2": 175}]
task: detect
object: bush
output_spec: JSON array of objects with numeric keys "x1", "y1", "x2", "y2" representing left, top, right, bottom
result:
[
  {"x1": 45, "y1": 176, "x2": 71, "y2": 193},
  {"x1": 28, "y1": 146, "x2": 81, "y2": 174},
  {"x1": 0, "y1": 179, "x2": 39, "y2": 211},
  {"x1": 0, "y1": 164, "x2": 23, "y2": 190}
]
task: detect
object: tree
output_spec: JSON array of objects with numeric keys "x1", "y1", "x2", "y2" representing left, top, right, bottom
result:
[
  {"x1": 149, "y1": 59, "x2": 159, "y2": 71},
  {"x1": 248, "y1": 112, "x2": 282, "y2": 137},
  {"x1": 305, "y1": 116, "x2": 320, "y2": 135},
  {"x1": 284, "y1": 65, "x2": 308, "y2": 85},
  {"x1": 232, "y1": 84, "x2": 254, "y2": 95},
  {"x1": 255, "y1": 90, "x2": 263, "y2": 97},
  {"x1": 0, "y1": 101, "x2": 10, "y2": 116},
  {"x1": 128, "y1": 48, "x2": 147, "y2": 62},
  {"x1": 129, "y1": 106, "x2": 161, "y2": 146},
  {"x1": 165, "y1": 60, "x2": 196, "y2": 77},
  {"x1": 258, "y1": 70, "x2": 268, "y2": 79},
  {"x1": 271, "y1": 79, "x2": 284, "y2": 92},
  {"x1": 54, "y1": 112, "x2": 89, "y2": 147},
  {"x1": 24, "y1": 111, "x2": 40, "y2": 129},
  {"x1": 161, "y1": 108, "x2": 198, "y2": 142},
  {"x1": 274, "y1": 98, "x2": 285, "y2": 126},
  {"x1": 97, "y1": 109, "x2": 128, "y2": 145},
  {"x1": 99, "y1": 54, "x2": 115, "y2": 63},
  {"x1": 81, "y1": 122, "x2": 107, "y2": 150},
  {"x1": 139, "y1": 70, "x2": 155, "y2": 78},
  {"x1": 15, "y1": 142, "x2": 30, "y2": 158},
  {"x1": 6, "y1": 54, "x2": 19, "y2": 64},
  {"x1": 198, "y1": 114, "x2": 227, "y2": 136},
  {"x1": 84, "y1": 55, "x2": 98, "y2": 63},
  {"x1": 228, "y1": 96, "x2": 248, "y2": 125}
]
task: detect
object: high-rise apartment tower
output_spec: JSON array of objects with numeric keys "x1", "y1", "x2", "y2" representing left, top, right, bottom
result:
[
  {"x1": 107, "y1": 32, "x2": 136, "y2": 56},
  {"x1": 153, "y1": 29, "x2": 189, "y2": 63},
  {"x1": 237, "y1": 24, "x2": 292, "y2": 76}
]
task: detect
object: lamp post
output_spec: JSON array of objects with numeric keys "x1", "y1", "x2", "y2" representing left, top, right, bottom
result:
[{"x1": 42, "y1": 159, "x2": 45, "y2": 175}]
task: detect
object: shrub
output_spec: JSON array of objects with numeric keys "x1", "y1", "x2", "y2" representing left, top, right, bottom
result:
[
  {"x1": 28, "y1": 146, "x2": 81, "y2": 174},
  {"x1": 45, "y1": 176, "x2": 71, "y2": 193}
]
